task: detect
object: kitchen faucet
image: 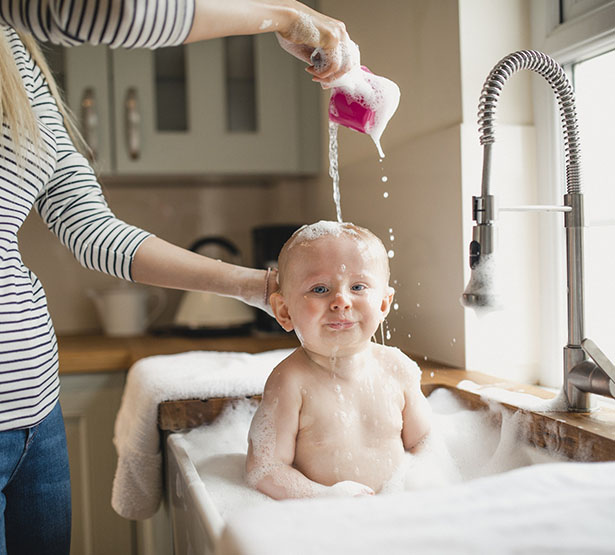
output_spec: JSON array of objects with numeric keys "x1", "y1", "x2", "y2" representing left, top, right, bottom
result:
[{"x1": 461, "y1": 50, "x2": 615, "y2": 412}]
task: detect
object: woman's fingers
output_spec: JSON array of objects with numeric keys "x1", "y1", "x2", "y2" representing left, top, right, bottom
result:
[{"x1": 277, "y1": 6, "x2": 358, "y2": 85}]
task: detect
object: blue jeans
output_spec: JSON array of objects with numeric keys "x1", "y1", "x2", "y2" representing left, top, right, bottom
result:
[{"x1": 0, "y1": 401, "x2": 71, "y2": 555}]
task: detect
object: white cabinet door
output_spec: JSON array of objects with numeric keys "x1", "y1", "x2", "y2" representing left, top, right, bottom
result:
[
  {"x1": 63, "y1": 45, "x2": 114, "y2": 174},
  {"x1": 47, "y1": 32, "x2": 320, "y2": 176},
  {"x1": 59, "y1": 372, "x2": 135, "y2": 555},
  {"x1": 111, "y1": 34, "x2": 306, "y2": 175}
]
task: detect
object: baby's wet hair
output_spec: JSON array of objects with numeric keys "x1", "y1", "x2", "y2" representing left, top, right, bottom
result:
[{"x1": 277, "y1": 220, "x2": 390, "y2": 290}]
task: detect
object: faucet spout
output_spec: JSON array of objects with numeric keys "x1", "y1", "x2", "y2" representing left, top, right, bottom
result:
[{"x1": 570, "y1": 339, "x2": 615, "y2": 398}]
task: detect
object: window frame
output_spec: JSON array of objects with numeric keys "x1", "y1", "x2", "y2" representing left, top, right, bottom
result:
[{"x1": 530, "y1": 1, "x2": 615, "y2": 386}]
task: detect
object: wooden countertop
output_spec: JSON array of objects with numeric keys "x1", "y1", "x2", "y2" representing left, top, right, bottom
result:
[{"x1": 57, "y1": 333, "x2": 300, "y2": 374}]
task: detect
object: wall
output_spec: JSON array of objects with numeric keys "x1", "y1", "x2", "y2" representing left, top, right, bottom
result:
[
  {"x1": 309, "y1": 0, "x2": 539, "y2": 381},
  {"x1": 310, "y1": 0, "x2": 466, "y2": 367}
]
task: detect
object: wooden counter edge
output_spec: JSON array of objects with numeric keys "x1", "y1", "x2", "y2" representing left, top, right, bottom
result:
[{"x1": 158, "y1": 366, "x2": 615, "y2": 463}]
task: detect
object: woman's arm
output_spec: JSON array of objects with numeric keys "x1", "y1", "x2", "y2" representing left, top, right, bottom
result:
[
  {"x1": 131, "y1": 236, "x2": 277, "y2": 314},
  {"x1": 185, "y1": 0, "x2": 355, "y2": 83}
]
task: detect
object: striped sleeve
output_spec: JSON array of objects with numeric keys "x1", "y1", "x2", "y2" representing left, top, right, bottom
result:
[
  {"x1": 0, "y1": 0, "x2": 194, "y2": 48},
  {"x1": 31, "y1": 67, "x2": 151, "y2": 280},
  {"x1": 34, "y1": 148, "x2": 152, "y2": 281}
]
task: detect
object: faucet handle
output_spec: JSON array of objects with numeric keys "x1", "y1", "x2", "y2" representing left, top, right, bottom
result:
[{"x1": 582, "y1": 339, "x2": 615, "y2": 383}]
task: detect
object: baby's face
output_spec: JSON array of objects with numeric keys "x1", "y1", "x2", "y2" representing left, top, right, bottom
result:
[{"x1": 275, "y1": 234, "x2": 393, "y2": 357}]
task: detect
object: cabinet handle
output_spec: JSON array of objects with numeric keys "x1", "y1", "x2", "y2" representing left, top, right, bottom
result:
[
  {"x1": 80, "y1": 88, "x2": 98, "y2": 162},
  {"x1": 124, "y1": 88, "x2": 141, "y2": 160}
]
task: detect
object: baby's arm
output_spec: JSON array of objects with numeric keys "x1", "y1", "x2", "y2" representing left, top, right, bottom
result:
[
  {"x1": 397, "y1": 354, "x2": 432, "y2": 451},
  {"x1": 245, "y1": 358, "x2": 373, "y2": 499}
]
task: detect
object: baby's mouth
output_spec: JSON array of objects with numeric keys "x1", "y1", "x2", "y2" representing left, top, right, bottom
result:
[{"x1": 326, "y1": 320, "x2": 355, "y2": 330}]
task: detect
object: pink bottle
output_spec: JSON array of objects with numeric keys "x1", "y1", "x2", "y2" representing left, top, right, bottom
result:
[{"x1": 328, "y1": 66, "x2": 375, "y2": 134}]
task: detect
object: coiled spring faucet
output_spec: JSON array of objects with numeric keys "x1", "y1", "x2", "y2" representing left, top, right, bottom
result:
[{"x1": 462, "y1": 50, "x2": 615, "y2": 412}]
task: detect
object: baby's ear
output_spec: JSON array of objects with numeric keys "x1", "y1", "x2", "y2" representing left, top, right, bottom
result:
[
  {"x1": 379, "y1": 286, "x2": 395, "y2": 320},
  {"x1": 270, "y1": 292, "x2": 294, "y2": 332}
]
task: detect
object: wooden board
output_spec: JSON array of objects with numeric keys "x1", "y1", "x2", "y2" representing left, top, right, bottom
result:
[{"x1": 158, "y1": 367, "x2": 615, "y2": 462}]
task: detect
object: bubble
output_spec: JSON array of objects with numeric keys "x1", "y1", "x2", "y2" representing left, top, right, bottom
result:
[
  {"x1": 424, "y1": 355, "x2": 428, "y2": 361},
  {"x1": 387, "y1": 250, "x2": 395, "y2": 258},
  {"x1": 390, "y1": 234, "x2": 395, "y2": 241},
  {"x1": 407, "y1": 333, "x2": 412, "y2": 338},
  {"x1": 383, "y1": 192, "x2": 389, "y2": 198},
  {"x1": 417, "y1": 282, "x2": 421, "y2": 286},
  {"x1": 393, "y1": 303, "x2": 399, "y2": 311},
  {"x1": 381, "y1": 176, "x2": 388, "y2": 183},
  {"x1": 386, "y1": 330, "x2": 391, "y2": 340},
  {"x1": 416, "y1": 303, "x2": 420, "y2": 308},
  {"x1": 388, "y1": 228, "x2": 393, "y2": 233}
]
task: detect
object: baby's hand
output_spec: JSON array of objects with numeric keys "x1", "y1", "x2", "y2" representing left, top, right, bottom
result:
[{"x1": 324, "y1": 480, "x2": 375, "y2": 497}]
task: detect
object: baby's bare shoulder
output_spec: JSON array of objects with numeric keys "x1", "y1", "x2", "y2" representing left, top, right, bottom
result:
[
  {"x1": 263, "y1": 348, "x2": 309, "y2": 393},
  {"x1": 372, "y1": 344, "x2": 422, "y2": 386}
]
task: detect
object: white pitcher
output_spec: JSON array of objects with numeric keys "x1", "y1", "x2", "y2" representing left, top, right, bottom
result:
[{"x1": 88, "y1": 285, "x2": 166, "y2": 337}]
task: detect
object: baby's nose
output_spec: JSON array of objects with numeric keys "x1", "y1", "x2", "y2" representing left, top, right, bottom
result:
[{"x1": 330, "y1": 290, "x2": 351, "y2": 310}]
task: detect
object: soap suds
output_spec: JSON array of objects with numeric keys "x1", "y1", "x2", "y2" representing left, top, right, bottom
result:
[
  {"x1": 183, "y1": 385, "x2": 571, "y2": 520},
  {"x1": 461, "y1": 253, "x2": 503, "y2": 312}
]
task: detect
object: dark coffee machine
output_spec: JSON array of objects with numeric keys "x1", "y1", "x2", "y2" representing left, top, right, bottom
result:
[{"x1": 252, "y1": 224, "x2": 302, "y2": 333}]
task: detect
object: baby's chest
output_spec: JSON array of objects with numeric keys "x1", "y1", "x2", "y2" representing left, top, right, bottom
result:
[{"x1": 299, "y1": 380, "x2": 404, "y2": 439}]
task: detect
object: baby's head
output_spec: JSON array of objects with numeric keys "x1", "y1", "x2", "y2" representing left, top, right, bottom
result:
[
  {"x1": 271, "y1": 221, "x2": 394, "y2": 355},
  {"x1": 278, "y1": 221, "x2": 390, "y2": 292}
]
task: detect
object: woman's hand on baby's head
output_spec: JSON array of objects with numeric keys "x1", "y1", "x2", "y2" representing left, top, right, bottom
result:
[{"x1": 323, "y1": 480, "x2": 375, "y2": 498}]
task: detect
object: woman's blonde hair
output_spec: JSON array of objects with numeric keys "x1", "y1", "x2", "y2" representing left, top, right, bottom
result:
[{"x1": 0, "y1": 31, "x2": 88, "y2": 160}]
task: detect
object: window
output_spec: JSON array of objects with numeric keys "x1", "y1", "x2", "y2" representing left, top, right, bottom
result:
[
  {"x1": 573, "y1": 50, "x2": 615, "y2": 364},
  {"x1": 531, "y1": 1, "x2": 615, "y2": 387}
]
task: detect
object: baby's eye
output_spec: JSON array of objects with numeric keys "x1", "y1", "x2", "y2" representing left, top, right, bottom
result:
[
  {"x1": 311, "y1": 285, "x2": 329, "y2": 294},
  {"x1": 351, "y1": 284, "x2": 367, "y2": 292}
]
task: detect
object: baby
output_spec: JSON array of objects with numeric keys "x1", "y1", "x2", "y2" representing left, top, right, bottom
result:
[{"x1": 245, "y1": 221, "x2": 431, "y2": 499}]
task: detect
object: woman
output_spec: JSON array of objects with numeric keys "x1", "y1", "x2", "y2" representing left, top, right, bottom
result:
[{"x1": 0, "y1": 1, "x2": 354, "y2": 553}]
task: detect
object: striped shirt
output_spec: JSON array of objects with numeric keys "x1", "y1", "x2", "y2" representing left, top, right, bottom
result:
[{"x1": 0, "y1": 0, "x2": 194, "y2": 431}]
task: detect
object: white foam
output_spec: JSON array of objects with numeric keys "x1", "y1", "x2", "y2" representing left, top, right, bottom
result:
[
  {"x1": 182, "y1": 385, "x2": 570, "y2": 520},
  {"x1": 290, "y1": 220, "x2": 360, "y2": 244},
  {"x1": 456, "y1": 379, "x2": 570, "y2": 411},
  {"x1": 461, "y1": 253, "x2": 504, "y2": 312}
]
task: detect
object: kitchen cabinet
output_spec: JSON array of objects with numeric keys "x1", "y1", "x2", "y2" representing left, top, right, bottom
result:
[
  {"x1": 59, "y1": 371, "x2": 172, "y2": 555},
  {"x1": 46, "y1": 33, "x2": 321, "y2": 176},
  {"x1": 59, "y1": 372, "x2": 136, "y2": 555}
]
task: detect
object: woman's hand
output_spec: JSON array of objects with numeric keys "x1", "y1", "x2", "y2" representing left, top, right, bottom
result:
[
  {"x1": 276, "y1": 3, "x2": 359, "y2": 86},
  {"x1": 186, "y1": 1, "x2": 357, "y2": 86}
]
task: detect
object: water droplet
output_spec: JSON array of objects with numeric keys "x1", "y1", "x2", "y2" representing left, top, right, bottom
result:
[
  {"x1": 381, "y1": 176, "x2": 388, "y2": 183},
  {"x1": 416, "y1": 303, "x2": 420, "y2": 308},
  {"x1": 430, "y1": 371, "x2": 435, "y2": 378},
  {"x1": 389, "y1": 234, "x2": 395, "y2": 241},
  {"x1": 424, "y1": 355, "x2": 428, "y2": 361},
  {"x1": 386, "y1": 330, "x2": 391, "y2": 340},
  {"x1": 393, "y1": 303, "x2": 399, "y2": 310},
  {"x1": 388, "y1": 228, "x2": 393, "y2": 233},
  {"x1": 383, "y1": 192, "x2": 389, "y2": 198},
  {"x1": 407, "y1": 333, "x2": 412, "y2": 338},
  {"x1": 452, "y1": 338, "x2": 456, "y2": 343},
  {"x1": 417, "y1": 282, "x2": 421, "y2": 286},
  {"x1": 388, "y1": 250, "x2": 395, "y2": 258}
]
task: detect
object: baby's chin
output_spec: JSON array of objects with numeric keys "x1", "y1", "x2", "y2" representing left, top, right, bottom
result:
[{"x1": 301, "y1": 336, "x2": 375, "y2": 360}]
